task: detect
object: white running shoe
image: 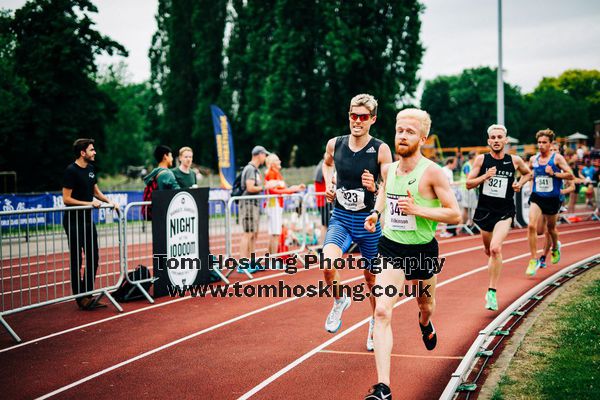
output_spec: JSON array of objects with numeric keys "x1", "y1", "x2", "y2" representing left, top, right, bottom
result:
[
  {"x1": 366, "y1": 317, "x2": 375, "y2": 351},
  {"x1": 325, "y1": 296, "x2": 351, "y2": 333}
]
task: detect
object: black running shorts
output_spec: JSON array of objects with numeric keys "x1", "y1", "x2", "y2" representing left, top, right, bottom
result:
[
  {"x1": 377, "y1": 236, "x2": 441, "y2": 281},
  {"x1": 473, "y1": 207, "x2": 515, "y2": 232},
  {"x1": 529, "y1": 192, "x2": 561, "y2": 216}
]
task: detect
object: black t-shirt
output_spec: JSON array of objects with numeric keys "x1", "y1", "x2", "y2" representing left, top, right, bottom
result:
[{"x1": 63, "y1": 162, "x2": 97, "y2": 202}]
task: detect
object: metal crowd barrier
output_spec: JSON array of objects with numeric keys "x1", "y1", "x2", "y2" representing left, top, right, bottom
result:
[
  {"x1": 225, "y1": 193, "x2": 306, "y2": 280},
  {"x1": 443, "y1": 181, "x2": 478, "y2": 236},
  {"x1": 122, "y1": 199, "x2": 231, "y2": 303},
  {"x1": 0, "y1": 205, "x2": 123, "y2": 342}
]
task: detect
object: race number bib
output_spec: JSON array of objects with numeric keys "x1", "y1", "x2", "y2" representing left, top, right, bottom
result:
[
  {"x1": 535, "y1": 176, "x2": 553, "y2": 193},
  {"x1": 482, "y1": 176, "x2": 508, "y2": 198},
  {"x1": 386, "y1": 193, "x2": 416, "y2": 231},
  {"x1": 336, "y1": 188, "x2": 366, "y2": 211}
]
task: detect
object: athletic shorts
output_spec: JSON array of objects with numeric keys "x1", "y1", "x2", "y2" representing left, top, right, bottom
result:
[
  {"x1": 324, "y1": 208, "x2": 380, "y2": 268},
  {"x1": 529, "y1": 192, "x2": 561, "y2": 216},
  {"x1": 239, "y1": 199, "x2": 260, "y2": 233},
  {"x1": 266, "y1": 205, "x2": 283, "y2": 235},
  {"x1": 377, "y1": 235, "x2": 440, "y2": 281},
  {"x1": 473, "y1": 207, "x2": 515, "y2": 232}
]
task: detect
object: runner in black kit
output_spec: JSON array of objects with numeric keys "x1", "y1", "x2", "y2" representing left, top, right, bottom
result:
[
  {"x1": 466, "y1": 125, "x2": 530, "y2": 310},
  {"x1": 322, "y1": 94, "x2": 393, "y2": 352}
]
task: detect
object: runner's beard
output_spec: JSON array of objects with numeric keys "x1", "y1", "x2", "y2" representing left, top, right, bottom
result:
[{"x1": 396, "y1": 142, "x2": 419, "y2": 157}]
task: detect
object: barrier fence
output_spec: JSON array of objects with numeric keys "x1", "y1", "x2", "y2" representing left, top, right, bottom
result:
[
  {"x1": 0, "y1": 205, "x2": 124, "y2": 342},
  {"x1": 224, "y1": 193, "x2": 307, "y2": 280}
]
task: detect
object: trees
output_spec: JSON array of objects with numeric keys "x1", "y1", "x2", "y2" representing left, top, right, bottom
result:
[
  {"x1": 97, "y1": 64, "x2": 154, "y2": 175},
  {"x1": 149, "y1": 0, "x2": 227, "y2": 167},
  {"x1": 524, "y1": 69, "x2": 600, "y2": 136},
  {"x1": 2, "y1": 0, "x2": 126, "y2": 191},
  {"x1": 421, "y1": 67, "x2": 524, "y2": 146},
  {"x1": 223, "y1": 0, "x2": 425, "y2": 165}
]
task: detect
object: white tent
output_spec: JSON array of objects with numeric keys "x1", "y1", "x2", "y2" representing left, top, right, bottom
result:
[
  {"x1": 506, "y1": 135, "x2": 519, "y2": 144},
  {"x1": 566, "y1": 132, "x2": 588, "y2": 141}
]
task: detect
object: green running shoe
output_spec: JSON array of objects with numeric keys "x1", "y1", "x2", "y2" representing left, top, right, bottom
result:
[
  {"x1": 526, "y1": 258, "x2": 540, "y2": 276},
  {"x1": 551, "y1": 241, "x2": 561, "y2": 264},
  {"x1": 485, "y1": 290, "x2": 498, "y2": 311}
]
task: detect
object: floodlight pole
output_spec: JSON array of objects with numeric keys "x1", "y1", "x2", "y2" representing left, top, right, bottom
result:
[{"x1": 497, "y1": 0, "x2": 505, "y2": 125}]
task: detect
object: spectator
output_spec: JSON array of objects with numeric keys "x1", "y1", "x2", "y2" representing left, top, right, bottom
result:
[
  {"x1": 172, "y1": 146, "x2": 198, "y2": 189},
  {"x1": 62, "y1": 138, "x2": 119, "y2": 310},
  {"x1": 144, "y1": 145, "x2": 181, "y2": 190},
  {"x1": 440, "y1": 157, "x2": 457, "y2": 237},
  {"x1": 314, "y1": 154, "x2": 333, "y2": 232},
  {"x1": 264, "y1": 153, "x2": 305, "y2": 259},
  {"x1": 580, "y1": 159, "x2": 597, "y2": 207},
  {"x1": 459, "y1": 151, "x2": 478, "y2": 228},
  {"x1": 238, "y1": 145, "x2": 274, "y2": 270}
]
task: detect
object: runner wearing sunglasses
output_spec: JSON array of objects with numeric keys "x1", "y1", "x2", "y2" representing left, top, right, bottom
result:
[{"x1": 322, "y1": 94, "x2": 393, "y2": 353}]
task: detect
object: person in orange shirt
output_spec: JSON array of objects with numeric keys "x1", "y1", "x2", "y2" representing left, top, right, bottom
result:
[{"x1": 264, "y1": 154, "x2": 306, "y2": 259}]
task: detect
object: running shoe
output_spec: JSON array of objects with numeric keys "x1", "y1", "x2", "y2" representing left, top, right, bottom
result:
[
  {"x1": 325, "y1": 295, "x2": 351, "y2": 333},
  {"x1": 419, "y1": 313, "x2": 437, "y2": 351},
  {"x1": 551, "y1": 241, "x2": 561, "y2": 264},
  {"x1": 539, "y1": 255, "x2": 547, "y2": 269},
  {"x1": 485, "y1": 290, "x2": 498, "y2": 311},
  {"x1": 364, "y1": 383, "x2": 392, "y2": 400},
  {"x1": 526, "y1": 258, "x2": 540, "y2": 276},
  {"x1": 366, "y1": 317, "x2": 375, "y2": 351},
  {"x1": 439, "y1": 231, "x2": 454, "y2": 238}
]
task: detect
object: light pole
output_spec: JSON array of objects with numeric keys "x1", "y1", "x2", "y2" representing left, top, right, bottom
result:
[{"x1": 497, "y1": 0, "x2": 505, "y2": 125}]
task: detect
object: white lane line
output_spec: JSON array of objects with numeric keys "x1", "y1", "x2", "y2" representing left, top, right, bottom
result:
[{"x1": 236, "y1": 236, "x2": 600, "y2": 399}]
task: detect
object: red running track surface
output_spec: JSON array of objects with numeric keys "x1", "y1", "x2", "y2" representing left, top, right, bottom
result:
[{"x1": 0, "y1": 222, "x2": 598, "y2": 399}]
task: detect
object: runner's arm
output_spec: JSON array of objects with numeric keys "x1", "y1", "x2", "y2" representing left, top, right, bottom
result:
[
  {"x1": 512, "y1": 155, "x2": 532, "y2": 191},
  {"x1": 93, "y1": 185, "x2": 119, "y2": 210},
  {"x1": 364, "y1": 163, "x2": 389, "y2": 231},
  {"x1": 465, "y1": 155, "x2": 489, "y2": 189},
  {"x1": 552, "y1": 154, "x2": 574, "y2": 180},
  {"x1": 322, "y1": 138, "x2": 336, "y2": 188}
]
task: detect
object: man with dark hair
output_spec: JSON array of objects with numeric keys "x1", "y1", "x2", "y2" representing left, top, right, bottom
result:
[
  {"x1": 525, "y1": 129, "x2": 573, "y2": 276},
  {"x1": 144, "y1": 145, "x2": 181, "y2": 190},
  {"x1": 62, "y1": 138, "x2": 119, "y2": 310}
]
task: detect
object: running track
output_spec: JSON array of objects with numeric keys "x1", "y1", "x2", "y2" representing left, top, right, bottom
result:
[{"x1": 0, "y1": 222, "x2": 598, "y2": 399}]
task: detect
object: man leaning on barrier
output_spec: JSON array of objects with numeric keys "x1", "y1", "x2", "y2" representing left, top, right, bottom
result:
[{"x1": 62, "y1": 138, "x2": 119, "y2": 310}]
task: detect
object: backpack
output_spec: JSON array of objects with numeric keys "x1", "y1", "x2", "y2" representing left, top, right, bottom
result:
[
  {"x1": 231, "y1": 165, "x2": 252, "y2": 197},
  {"x1": 112, "y1": 265, "x2": 153, "y2": 302},
  {"x1": 141, "y1": 169, "x2": 166, "y2": 221}
]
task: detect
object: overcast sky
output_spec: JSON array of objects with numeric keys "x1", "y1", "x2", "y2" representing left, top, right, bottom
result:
[{"x1": 3, "y1": 0, "x2": 600, "y2": 96}]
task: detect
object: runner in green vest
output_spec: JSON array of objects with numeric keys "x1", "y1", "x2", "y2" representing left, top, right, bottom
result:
[{"x1": 363, "y1": 108, "x2": 461, "y2": 400}]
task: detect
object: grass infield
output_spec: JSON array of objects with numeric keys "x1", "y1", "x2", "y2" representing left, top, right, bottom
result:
[{"x1": 492, "y1": 267, "x2": 600, "y2": 399}]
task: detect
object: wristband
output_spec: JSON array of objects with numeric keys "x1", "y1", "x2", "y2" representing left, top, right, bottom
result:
[{"x1": 369, "y1": 209, "x2": 381, "y2": 221}]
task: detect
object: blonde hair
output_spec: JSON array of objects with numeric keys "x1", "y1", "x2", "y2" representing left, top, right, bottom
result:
[
  {"x1": 349, "y1": 94, "x2": 378, "y2": 115},
  {"x1": 396, "y1": 108, "x2": 432, "y2": 137},
  {"x1": 179, "y1": 146, "x2": 193, "y2": 156},
  {"x1": 487, "y1": 124, "x2": 507, "y2": 135},
  {"x1": 265, "y1": 153, "x2": 279, "y2": 168}
]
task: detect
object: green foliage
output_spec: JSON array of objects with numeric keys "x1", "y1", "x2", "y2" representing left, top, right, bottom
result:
[
  {"x1": 0, "y1": 10, "x2": 30, "y2": 170},
  {"x1": 149, "y1": 0, "x2": 227, "y2": 168},
  {"x1": 1, "y1": 0, "x2": 126, "y2": 191},
  {"x1": 525, "y1": 69, "x2": 600, "y2": 136},
  {"x1": 222, "y1": 0, "x2": 425, "y2": 166},
  {"x1": 421, "y1": 67, "x2": 525, "y2": 146},
  {"x1": 97, "y1": 63, "x2": 154, "y2": 174}
]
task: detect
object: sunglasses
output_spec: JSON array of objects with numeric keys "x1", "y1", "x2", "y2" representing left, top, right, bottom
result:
[{"x1": 349, "y1": 113, "x2": 373, "y2": 122}]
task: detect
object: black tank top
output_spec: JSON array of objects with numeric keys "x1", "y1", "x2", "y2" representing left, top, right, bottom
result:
[
  {"x1": 476, "y1": 153, "x2": 516, "y2": 212},
  {"x1": 333, "y1": 135, "x2": 383, "y2": 212}
]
